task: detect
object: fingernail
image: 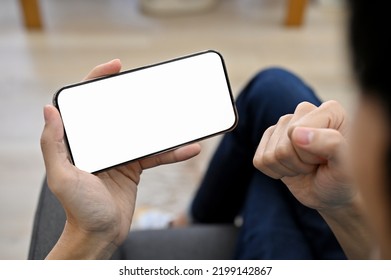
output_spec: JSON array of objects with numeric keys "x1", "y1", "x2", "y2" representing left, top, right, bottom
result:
[{"x1": 293, "y1": 127, "x2": 314, "y2": 145}]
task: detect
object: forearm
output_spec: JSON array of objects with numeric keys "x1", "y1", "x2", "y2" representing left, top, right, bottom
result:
[
  {"x1": 319, "y1": 197, "x2": 373, "y2": 259},
  {"x1": 45, "y1": 221, "x2": 118, "y2": 260}
]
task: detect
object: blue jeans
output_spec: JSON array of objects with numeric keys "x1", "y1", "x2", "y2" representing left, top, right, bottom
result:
[{"x1": 190, "y1": 68, "x2": 346, "y2": 259}]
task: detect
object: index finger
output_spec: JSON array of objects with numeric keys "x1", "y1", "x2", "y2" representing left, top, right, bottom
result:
[
  {"x1": 288, "y1": 100, "x2": 349, "y2": 164},
  {"x1": 139, "y1": 143, "x2": 202, "y2": 170},
  {"x1": 288, "y1": 100, "x2": 349, "y2": 136}
]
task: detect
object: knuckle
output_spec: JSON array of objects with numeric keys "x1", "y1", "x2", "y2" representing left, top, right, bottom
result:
[
  {"x1": 40, "y1": 137, "x2": 46, "y2": 147},
  {"x1": 252, "y1": 153, "x2": 262, "y2": 169},
  {"x1": 280, "y1": 114, "x2": 292, "y2": 123},
  {"x1": 40, "y1": 133, "x2": 49, "y2": 148},
  {"x1": 276, "y1": 114, "x2": 292, "y2": 125},
  {"x1": 294, "y1": 102, "x2": 317, "y2": 114},
  {"x1": 321, "y1": 100, "x2": 341, "y2": 110},
  {"x1": 320, "y1": 100, "x2": 347, "y2": 129},
  {"x1": 261, "y1": 150, "x2": 277, "y2": 168},
  {"x1": 253, "y1": 150, "x2": 267, "y2": 169},
  {"x1": 321, "y1": 100, "x2": 346, "y2": 115},
  {"x1": 253, "y1": 155, "x2": 280, "y2": 179},
  {"x1": 274, "y1": 144, "x2": 292, "y2": 162},
  {"x1": 261, "y1": 125, "x2": 276, "y2": 140}
]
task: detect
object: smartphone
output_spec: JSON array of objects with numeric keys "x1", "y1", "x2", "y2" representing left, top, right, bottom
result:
[{"x1": 53, "y1": 50, "x2": 238, "y2": 173}]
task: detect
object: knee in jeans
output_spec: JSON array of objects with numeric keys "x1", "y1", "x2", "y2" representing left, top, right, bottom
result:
[
  {"x1": 242, "y1": 68, "x2": 296, "y2": 102},
  {"x1": 240, "y1": 67, "x2": 314, "y2": 109},
  {"x1": 255, "y1": 67, "x2": 295, "y2": 81}
]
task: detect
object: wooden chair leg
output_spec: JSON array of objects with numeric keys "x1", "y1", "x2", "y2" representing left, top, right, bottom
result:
[
  {"x1": 19, "y1": 0, "x2": 42, "y2": 30},
  {"x1": 285, "y1": 0, "x2": 308, "y2": 27}
]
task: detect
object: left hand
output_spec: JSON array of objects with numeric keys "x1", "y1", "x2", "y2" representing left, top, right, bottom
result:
[{"x1": 41, "y1": 59, "x2": 201, "y2": 259}]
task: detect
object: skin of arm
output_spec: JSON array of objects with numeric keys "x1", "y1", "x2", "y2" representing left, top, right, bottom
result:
[
  {"x1": 253, "y1": 100, "x2": 372, "y2": 259},
  {"x1": 41, "y1": 59, "x2": 201, "y2": 259}
]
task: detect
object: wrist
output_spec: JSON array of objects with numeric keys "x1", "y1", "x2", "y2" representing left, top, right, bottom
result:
[
  {"x1": 46, "y1": 221, "x2": 119, "y2": 260},
  {"x1": 319, "y1": 191, "x2": 365, "y2": 224},
  {"x1": 319, "y1": 194, "x2": 373, "y2": 259}
]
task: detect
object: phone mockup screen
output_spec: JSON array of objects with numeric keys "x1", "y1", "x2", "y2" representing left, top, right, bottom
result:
[{"x1": 54, "y1": 50, "x2": 238, "y2": 173}]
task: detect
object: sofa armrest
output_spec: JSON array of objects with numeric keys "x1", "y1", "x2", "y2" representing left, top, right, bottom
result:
[
  {"x1": 117, "y1": 225, "x2": 238, "y2": 260},
  {"x1": 29, "y1": 179, "x2": 238, "y2": 260}
]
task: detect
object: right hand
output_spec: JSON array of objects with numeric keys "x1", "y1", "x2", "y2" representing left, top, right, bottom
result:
[{"x1": 253, "y1": 100, "x2": 356, "y2": 212}]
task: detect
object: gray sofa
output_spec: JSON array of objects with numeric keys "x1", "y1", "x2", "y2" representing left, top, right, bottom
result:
[{"x1": 28, "y1": 179, "x2": 239, "y2": 260}]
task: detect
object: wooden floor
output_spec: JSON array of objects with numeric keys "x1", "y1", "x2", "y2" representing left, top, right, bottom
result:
[{"x1": 0, "y1": 0, "x2": 355, "y2": 259}]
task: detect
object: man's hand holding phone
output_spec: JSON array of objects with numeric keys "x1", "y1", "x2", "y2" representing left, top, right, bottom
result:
[{"x1": 40, "y1": 59, "x2": 201, "y2": 259}]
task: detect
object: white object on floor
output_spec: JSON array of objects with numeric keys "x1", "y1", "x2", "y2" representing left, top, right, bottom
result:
[
  {"x1": 140, "y1": 0, "x2": 219, "y2": 15},
  {"x1": 132, "y1": 209, "x2": 174, "y2": 230}
]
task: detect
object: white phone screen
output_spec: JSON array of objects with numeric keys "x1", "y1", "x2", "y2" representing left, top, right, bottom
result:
[{"x1": 54, "y1": 50, "x2": 237, "y2": 173}]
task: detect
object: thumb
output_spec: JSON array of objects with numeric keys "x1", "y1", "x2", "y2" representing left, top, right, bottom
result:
[
  {"x1": 290, "y1": 127, "x2": 347, "y2": 166},
  {"x1": 40, "y1": 105, "x2": 71, "y2": 174}
]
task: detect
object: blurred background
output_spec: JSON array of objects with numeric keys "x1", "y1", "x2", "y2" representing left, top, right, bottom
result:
[{"x1": 0, "y1": 0, "x2": 356, "y2": 259}]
